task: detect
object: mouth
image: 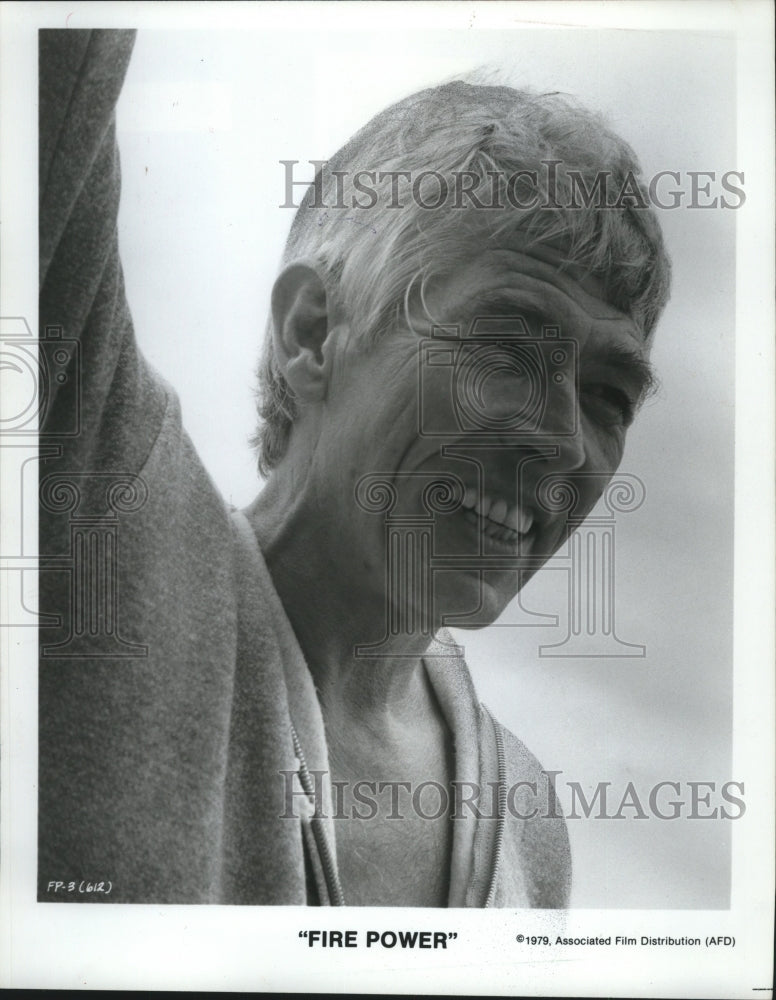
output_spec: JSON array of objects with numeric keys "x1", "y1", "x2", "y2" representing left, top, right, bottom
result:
[{"x1": 460, "y1": 486, "x2": 534, "y2": 548}]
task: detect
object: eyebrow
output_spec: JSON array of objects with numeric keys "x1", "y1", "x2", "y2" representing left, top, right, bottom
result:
[
  {"x1": 438, "y1": 291, "x2": 658, "y2": 405},
  {"x1": 584, "y1": 342, "x2": 659, "y2": 408}
]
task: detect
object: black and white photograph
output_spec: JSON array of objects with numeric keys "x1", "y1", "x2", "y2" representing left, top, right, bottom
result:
[{"x1": 0, "y1": 1, "x2": 773, "y2": 995}]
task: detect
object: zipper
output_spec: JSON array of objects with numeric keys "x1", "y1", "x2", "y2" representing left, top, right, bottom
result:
[
  {"x1": 292, "y1": 711, "x2": 506, "y2": 909},
  {"x1": 483, "y1": 709, "x2": 507, "y2": 908},
  {"x1": 290, "y1": 723, "x2": 346, "y2": 906}
]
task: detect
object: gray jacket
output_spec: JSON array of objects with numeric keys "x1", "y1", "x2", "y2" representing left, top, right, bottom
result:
[{"x1": 38, "y1": 28, "x2": 570, "y2": 907}]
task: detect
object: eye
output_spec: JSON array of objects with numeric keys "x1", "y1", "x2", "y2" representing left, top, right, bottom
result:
[{"x1": 582, "y1": 383, "x2": 635, "y2": 427}]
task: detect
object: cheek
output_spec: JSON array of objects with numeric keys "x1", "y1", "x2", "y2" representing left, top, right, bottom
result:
[
  {"x1": 324, "y1": 356, "x2": 422, "y2": 466},
  {"x1": 415, "y1": 362, "x2": 465, "y2": 437},
  {"x1": 581, "y1": 414, "x2": 627, "y2": 475},
  {"x1": 557, "y1": 418, "x2": 627, "y2": 522}
]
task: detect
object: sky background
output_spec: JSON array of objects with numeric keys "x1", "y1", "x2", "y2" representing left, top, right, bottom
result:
[{"x1": 115, "y1": 25, "x2": 737, "y2": 908}]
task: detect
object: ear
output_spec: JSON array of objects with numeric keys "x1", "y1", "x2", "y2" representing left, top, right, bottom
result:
[{"x1": 271, "y1": 261, "x2": 333, "y2": 402}]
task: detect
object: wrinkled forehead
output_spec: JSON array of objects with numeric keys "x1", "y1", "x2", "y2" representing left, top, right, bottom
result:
[{"x1": 417, "y1": 236, "x2": 650, "y2": 355}]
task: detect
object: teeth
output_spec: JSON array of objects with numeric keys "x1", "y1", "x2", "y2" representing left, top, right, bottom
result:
[
  {"x1": 461, "y1": 489, "x2": 535, "y2": 536},
  {"x1": 475, "y1": 494, "x2": 492, "y2": 518},
  {"x1": 489, "y1": 498, "x2": 507, "y2": 526},
  {"x1": 462, "y1": 487, "x2": 477, "y2": 509}
]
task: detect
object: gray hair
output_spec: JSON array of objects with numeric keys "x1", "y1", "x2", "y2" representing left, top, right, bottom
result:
[{"x1": 253, "y1": 81, "x2": 672, "y2": 475}]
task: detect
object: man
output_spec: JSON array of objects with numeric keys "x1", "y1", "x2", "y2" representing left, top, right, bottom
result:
[{"x1": 38, "y1": 28, "x2": 670, "y2": 906}]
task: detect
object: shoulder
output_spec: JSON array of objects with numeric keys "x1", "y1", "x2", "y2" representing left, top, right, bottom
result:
[{"x1": 482, "y1": 706, "x2": 572, "y2": 908}]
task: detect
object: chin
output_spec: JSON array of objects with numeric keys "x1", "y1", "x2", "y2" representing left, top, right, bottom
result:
[{"x1": 434, "y1": 571, "x2": 519, "y2": 631}]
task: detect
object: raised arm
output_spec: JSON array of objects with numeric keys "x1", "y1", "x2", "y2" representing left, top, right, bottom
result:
[{"x1": 39, "y1": 29, "x2": 167, "y2": 473}]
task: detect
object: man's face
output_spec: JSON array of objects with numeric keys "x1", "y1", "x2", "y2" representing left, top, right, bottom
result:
[{"x1": 308, "y1": 237, "x2": 654, "y2": 632}]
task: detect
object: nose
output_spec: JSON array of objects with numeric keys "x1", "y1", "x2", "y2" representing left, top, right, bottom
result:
[
  {"x1": 541, "y1": 421, "x2": 586, "y2": 474},
  {"x1": 532, "y1": 370, "x2": 586, "y2": 473}
]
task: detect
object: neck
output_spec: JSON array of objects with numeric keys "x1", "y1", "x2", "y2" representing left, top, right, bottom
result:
[{"x1": 244, "y1": 475, "x2": 437, "y2": 731}]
